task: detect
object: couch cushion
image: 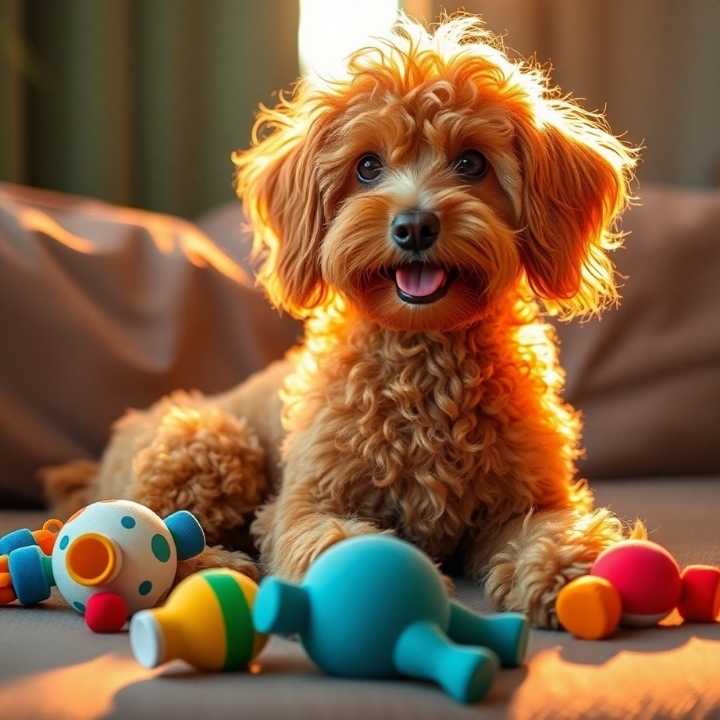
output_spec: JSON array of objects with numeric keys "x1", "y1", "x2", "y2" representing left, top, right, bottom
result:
[
  {"x1": 0, "y1": 184, "x2": 298, "y2": 506},
  {"x1": 556, "y1": 185, "x2": 720, "y2": 478}
]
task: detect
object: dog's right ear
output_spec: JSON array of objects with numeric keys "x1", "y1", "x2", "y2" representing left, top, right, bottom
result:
[{"x1": 233, "y1": 100, "x2": 328, "y2": 315}]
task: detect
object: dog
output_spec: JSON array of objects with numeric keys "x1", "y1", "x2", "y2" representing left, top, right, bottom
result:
[{"x1": 45, "y1": 15, "x2": 640, "y2": 627}]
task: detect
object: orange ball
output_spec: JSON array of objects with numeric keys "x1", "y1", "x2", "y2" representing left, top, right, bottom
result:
[{"x1": 556, "y1": 576, "x2": 622, "y2": 640}]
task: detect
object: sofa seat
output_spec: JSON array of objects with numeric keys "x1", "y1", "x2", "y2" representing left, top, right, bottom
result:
[{"x1": 1, "y1": 477, "x2": 718, "y2": 720}]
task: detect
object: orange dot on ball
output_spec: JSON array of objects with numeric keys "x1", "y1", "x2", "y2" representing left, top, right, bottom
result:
[{"x1": 556, "y1": 576, "x2": 622, "y2": 640}]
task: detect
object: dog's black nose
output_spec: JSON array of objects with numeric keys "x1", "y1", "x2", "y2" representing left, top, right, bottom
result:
[{"x1": 391, "y1": 210, "x2": 440, "y2": 252}]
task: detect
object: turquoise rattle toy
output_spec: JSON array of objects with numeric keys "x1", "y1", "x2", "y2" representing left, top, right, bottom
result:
[
  {"x1": 0, "y1": 500, "x2": 205, "y2": 632},
  {"x1": 253, "y1": 535, "x2": 528, "y2": 703}
]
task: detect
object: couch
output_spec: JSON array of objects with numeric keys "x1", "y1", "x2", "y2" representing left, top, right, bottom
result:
[{"x1": 0, "y1": 183, "x2": 718, "y2": 719}]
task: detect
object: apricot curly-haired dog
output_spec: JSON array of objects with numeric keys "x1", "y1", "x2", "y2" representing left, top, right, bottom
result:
[{"x1": 45, "y1": 16, "x2": 642, "y2": 627}]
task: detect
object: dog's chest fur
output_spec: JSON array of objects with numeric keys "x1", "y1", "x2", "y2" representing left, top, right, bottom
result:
[{"x1": 281, "y1": 307, "x2": 545, "y2": 559}]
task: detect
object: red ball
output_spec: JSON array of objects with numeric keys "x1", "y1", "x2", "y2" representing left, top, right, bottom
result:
[
  {"x1": 85, "y1": 592, "x2": 129, "y2": 633},
  {"x1": 591, "y1": 540, "x2": 681, "y2": 626},
  {"x1": 678, "y1": 565, "x2": 720, "y2": 623}
]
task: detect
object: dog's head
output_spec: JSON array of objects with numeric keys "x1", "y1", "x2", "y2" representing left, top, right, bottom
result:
[{"x1": 234, "y1": 16, "x2": 637, "y2": 331}]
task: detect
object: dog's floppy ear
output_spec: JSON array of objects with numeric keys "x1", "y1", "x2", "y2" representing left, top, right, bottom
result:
[
  {"x1": 233, "y1": 102, "x2": 328, "y2": 315},
  {"x1": 514, "y1": 103, "x2": 636, "y2": 318}
]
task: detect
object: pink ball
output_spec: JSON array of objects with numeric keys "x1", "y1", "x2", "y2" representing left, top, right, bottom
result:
[{"x1": 591, "y1": 540, "x2": 681, "y2": 626}]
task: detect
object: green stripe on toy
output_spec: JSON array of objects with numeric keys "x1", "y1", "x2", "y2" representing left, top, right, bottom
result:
[{"x1": 205, "y1": 571, "x2": 255, "y2": 670}]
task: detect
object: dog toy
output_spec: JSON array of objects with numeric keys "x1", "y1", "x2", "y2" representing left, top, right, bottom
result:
[
  {"x1": 677, "y1": 565, "x2": 720, "y2": 622},
  {"x1": 0, "y1": 500, "x2": 205, "y2": 632},
  {"x1": 556, "y1": 539, "x2": 720, "y2": 640},
  {"x1": 555, "y1": 575, "x2": 623, "y2": 641},
  {"x1": 130, "y1": 568, "x2": 267, "y2": 671},
  {"x1": 0, "y1": 518, "x2": 63, "y2": 556},
  {"x1": 0, "y1": 519, "x2": 63, "y2": 604},
  {"x1": 253, "y1": 535, "x2": 528, "y2": 704}
]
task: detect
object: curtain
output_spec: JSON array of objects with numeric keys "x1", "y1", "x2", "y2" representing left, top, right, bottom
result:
[
  {"x1": 426, "y1": 0, "x2": 720, "y2": 189},
  {"x1": 0, "y1": 0, "x2": 299, "y2": 218},
  {"x1": 3, "y1": 0, "x2": 719, "y2": 216}
]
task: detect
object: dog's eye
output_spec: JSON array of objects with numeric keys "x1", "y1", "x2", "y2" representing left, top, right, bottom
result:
[
  {"x1": 356, "y1": 153, "x2": 383, "y2": 184},
  {"x1": 453, "y1": 150, "x2": 489, "y2": 180}
]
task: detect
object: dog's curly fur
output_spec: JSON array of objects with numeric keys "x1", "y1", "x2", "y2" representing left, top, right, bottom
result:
[{"x1": 45, "y1": 16, "x2": 642, "y2": 627}]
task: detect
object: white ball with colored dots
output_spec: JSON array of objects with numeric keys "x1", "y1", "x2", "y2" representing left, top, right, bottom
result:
[{"x1": 51, "y1": 500, "x2": 205, "y2": 632}]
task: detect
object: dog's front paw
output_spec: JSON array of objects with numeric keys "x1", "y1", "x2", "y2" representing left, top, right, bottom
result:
[
  {"x1": 484, "y1": 508, "x2": 637, "y2": 628},
  {"x1": 485, "y1": 552, "x2": 574, "y2": 629}
]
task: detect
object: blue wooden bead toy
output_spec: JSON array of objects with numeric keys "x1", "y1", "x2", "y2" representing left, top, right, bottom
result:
[{"x1": 253, "y1": 535, "x2": 528, "y2": 703}]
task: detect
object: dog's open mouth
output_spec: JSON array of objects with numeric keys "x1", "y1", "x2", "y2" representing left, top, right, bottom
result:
[{"x1": 393, "y1": 262, "x2": 455, "y2": 304}]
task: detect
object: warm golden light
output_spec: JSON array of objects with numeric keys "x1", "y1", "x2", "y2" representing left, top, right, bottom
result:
[
  {"x1": 0, "y1": 654, "x2": 159, "y2": 719},
  {"x1": 19, "y1": 207, "x2": 95, "y2": 254},
  {"x1": 17, "y1": 203, "x2": 251, "y2": 286},
  {"x1": 298, "y1": 0, "x2": 399, "y2": 80},
  {"x1": 510, "y1": 640, "x2": 720, "y2": 719}
]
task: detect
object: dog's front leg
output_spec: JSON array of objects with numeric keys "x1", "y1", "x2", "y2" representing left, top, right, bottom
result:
[
  {"x1": 465, "y1": 507, "x2": 638, "y2": 628},
  {"x1": 252, "y1": 481, "x2": 385, "y2": 581}
]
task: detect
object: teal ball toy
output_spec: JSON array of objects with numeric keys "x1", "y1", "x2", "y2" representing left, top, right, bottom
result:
[{"x1": 253, "y1": 535, "x2": 528, "y2": 703}]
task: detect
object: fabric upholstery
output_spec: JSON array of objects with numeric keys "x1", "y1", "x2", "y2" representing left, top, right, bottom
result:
[
  {"x1": 1, "y1": 478, "x2": 718, "y2": 719},
  {"x1": 0, "y1": 183, "x2": 298, "y2": 506},
  {"x1": 0, "y1": 182, "x2": 718, "y2": 505},
  {"x1": 556, "y1": 185, "x2": 720, "y2": 478}
]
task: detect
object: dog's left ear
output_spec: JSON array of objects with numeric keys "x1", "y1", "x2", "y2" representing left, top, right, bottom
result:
[{"x1": 514, "y1": 104, "x2": 637, "y2": 318}]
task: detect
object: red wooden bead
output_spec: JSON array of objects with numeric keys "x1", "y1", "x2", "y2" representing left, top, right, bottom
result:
[
  {"x1": 85, "y1": 592, "x2": 129, "y2": 633},
  {"x1": 678, "y1": 565, "x2": 720, "y2": 623}
]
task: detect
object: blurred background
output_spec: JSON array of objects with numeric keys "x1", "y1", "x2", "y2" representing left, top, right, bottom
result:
[
  {"x1": 2, "y1": 0, "x2": 719, "y2": 220},
  {"x1": 1, "y1": 1, "x2": 718, "y2": 506}
]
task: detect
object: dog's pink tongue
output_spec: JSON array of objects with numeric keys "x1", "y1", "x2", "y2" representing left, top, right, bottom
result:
[{"x1": 395, "y1": 263, "x2": 447, "y2": 297}]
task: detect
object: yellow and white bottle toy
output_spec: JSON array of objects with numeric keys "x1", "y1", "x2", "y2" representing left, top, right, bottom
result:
[{"x1": 131, "y1": 568, "x2": 267, "y2": 671}]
